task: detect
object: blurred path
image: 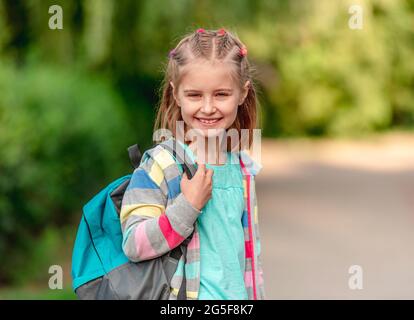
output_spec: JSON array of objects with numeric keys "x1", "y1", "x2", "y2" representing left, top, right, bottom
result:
[{"x1": 257, "y1": 133, "x2": 414, "y2": 299}]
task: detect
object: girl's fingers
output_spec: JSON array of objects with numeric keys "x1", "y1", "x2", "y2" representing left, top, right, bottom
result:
[
  {"x1": 206, "y1": 169, "x2": 214, "y2": 180},
  {"x1": 196, "y1": 162, "x2": 206, "y2": 174}
]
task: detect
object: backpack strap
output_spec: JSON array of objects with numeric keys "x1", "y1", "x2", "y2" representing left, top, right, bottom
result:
[
  {"x1": 127, "y1": 144, "x2": 142, "y2": 169},
  {"x1": 159, "y1": 138, "x2": 197, "y2": 179},
  {"x1": 127, "y1": 139, "x2": 197, "y2": 178}
]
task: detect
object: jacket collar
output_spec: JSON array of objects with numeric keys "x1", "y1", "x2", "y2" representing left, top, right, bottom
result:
[
  {"x1": 239, "y1": 150, "x2": 262, "y2": 176},
  {"x1": 165, "y1": 136, "x2": 262, "y2": 176}
]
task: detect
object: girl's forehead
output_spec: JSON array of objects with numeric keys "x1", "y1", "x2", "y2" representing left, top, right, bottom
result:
[{"x1": 179, "y1": 60, "x2": 237, "y2": 90}]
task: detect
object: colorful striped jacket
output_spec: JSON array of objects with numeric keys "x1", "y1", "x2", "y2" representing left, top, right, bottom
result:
[{"x1": 120, "y1": 137, "x2": 265, "y2": 300}]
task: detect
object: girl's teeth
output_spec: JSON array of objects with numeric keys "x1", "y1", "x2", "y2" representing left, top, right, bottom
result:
[{"x1": 199, "y1": 118, "x2": 219, "y2": 124}]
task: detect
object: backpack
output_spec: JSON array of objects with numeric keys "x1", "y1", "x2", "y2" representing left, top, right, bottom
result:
[{"x1": 71, "y1": 139, "x2": 197, "y2": 300}]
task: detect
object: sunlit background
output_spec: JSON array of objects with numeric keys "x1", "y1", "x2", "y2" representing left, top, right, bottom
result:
[{"x1": 1, "y1": 0, "x2": 414, "y2": 299}]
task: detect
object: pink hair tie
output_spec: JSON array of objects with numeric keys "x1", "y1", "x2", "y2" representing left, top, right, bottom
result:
[
  {"x1": 217, "y1": 28, "x2": 226, "y2": 36},
  {"x1": 196, "y1": 28, "x2": 205, "y2": 34},
  {"x1": 240, "y1": 46, "x2": 248, "y2": 57},
  {"x1": 168, "y1": 48, "x2": 176, "y2": 58}
]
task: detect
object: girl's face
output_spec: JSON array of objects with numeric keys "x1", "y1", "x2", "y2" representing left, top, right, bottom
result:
[{"x1": 171, "y1": 60, "x2": 249, "y2": 139}]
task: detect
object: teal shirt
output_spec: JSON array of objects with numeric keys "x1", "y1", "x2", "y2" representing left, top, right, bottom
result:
[{"x1": 177, "y1": 141, "x2": 248, "y2": 300}]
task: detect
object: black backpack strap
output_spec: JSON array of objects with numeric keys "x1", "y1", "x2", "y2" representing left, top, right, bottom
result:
[
  {"x1": 159, "y1": 138, "x2": 197, "y2": 179},
  {"x1": 128, "y1": 139, "x2": 196, "y2": 176},
  {"x1": 177, "y1": 244, "x2": 188, "y2": 300},
  {"x1": 127, "y1": 144, "x2": 142, "y2": 169},
  {"x1": 176, "y1": 230, "x2": 195, "y2": 300}
]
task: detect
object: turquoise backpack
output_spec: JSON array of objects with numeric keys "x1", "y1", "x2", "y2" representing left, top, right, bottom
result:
[{"x1": 71, "y1": 140, "x2": 196, "y2": 300}]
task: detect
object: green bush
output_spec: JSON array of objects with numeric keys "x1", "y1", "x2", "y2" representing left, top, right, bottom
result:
[{"x1": 0, "y1": 63, "x2": 134, "y2": 284}]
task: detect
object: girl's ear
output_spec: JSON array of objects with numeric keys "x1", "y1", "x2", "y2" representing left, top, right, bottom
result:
[
  {"x1": 239, "y1": 80, "x2": 250, "y2": 106},
  {"x1": 170, "y1": 81, "x2": 180, "y2": 107}
]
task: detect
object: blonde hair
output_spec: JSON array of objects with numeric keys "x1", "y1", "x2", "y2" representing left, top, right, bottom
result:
[{"x1": 154, "y1": 28, "x2": 260, "y2": 151}]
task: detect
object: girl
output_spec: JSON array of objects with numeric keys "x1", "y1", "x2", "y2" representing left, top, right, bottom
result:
[{"x1": 120, "y1": 28, "x2": 265, "y2": 300}]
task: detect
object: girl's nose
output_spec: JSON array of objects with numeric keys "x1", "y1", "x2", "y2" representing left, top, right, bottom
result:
[{"x1": 201, "y1": 97, "x2": 216, "y2": 114}]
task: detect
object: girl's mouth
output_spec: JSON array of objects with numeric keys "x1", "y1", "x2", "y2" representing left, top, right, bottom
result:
[{"x1": 194, "y1": 117, "x2": 223, "y2": 126}]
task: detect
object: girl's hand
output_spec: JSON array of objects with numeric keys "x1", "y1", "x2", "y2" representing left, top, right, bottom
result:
[{"x1": 180, "y1": 162, "x2": 213, "y2": 211}]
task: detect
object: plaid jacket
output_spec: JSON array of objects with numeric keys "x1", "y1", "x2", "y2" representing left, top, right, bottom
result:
[{"x1": 120, "y1": 137, "x2": 265, "y2": 300}]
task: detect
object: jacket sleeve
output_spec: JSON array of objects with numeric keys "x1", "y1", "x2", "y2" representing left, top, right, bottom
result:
[{"x1": 120, "y1": 147, "x2": 201, "y2": 262}]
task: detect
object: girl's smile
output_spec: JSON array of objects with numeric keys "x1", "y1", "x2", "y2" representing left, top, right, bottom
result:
[{"x1": 194, "y1": 117, "x2": 223, "y2": 127}]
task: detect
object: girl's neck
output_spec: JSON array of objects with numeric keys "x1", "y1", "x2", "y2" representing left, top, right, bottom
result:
[{"x1": 188, "y1": 137, "x2": 227, "y2": 166}]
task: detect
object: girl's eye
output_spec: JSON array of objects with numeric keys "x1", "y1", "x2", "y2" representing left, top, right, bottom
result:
[{"x1": 186, "y1": 92, "x2": 230, "y2": 98}]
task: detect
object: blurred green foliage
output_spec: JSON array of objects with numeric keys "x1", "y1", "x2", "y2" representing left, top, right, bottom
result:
[
  {"x1": 0, "y1": 286, "x2": 76, "y2": 300},
  {"x1": 244, "y1": 0, "x2": 414, "y2": 136},
  {"x1": 0, "y1": 62, "x2": 134, "y2": 284},
  {"x1": 0, "y1": 0, "x2": 413, "y2": 290}
]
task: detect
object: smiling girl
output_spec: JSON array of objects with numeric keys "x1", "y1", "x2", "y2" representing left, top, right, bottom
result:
[{"x1": 120, "y1": 28, "x2": 265, "y2": 300}]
